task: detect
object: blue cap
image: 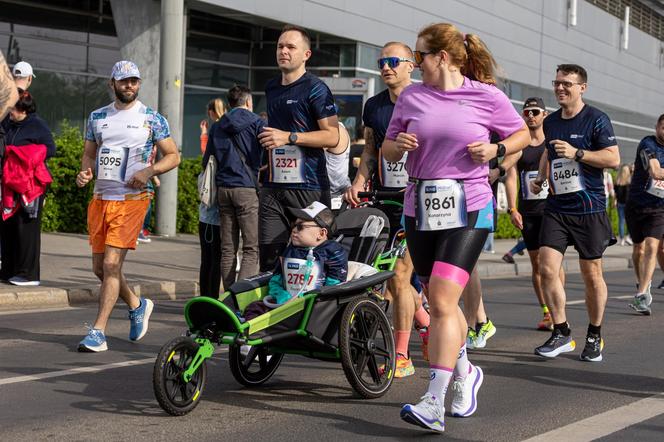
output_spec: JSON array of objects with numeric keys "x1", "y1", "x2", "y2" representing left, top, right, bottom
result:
[{"x1": 111, "y1": 60, "x2": 141, "y2": 80}]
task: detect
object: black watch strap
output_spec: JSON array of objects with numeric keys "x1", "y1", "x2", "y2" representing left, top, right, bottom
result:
[
  {"x1": 497, "y1": 165, "x2": 506, "y2": 177},
  {"x1": 496, "y1": 143, "x2": 506, "y2": 159},
  {"x1": 574, "y1": 149, "x2": 585, "y2": 162}
]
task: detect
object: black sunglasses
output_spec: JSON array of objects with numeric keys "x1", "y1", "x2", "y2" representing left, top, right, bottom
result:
[
  {"x1": 291, "y1": 222, "x2": 320, "y2": 232},
  {"x1": 523, "y1": 109, "x2": 542, "y2": 117},
  {"x1": 413, "y1": 50, "x2": 435, "y2": 65},
  {"x1": 377, "y1": 57, "x2": 414, "y2": 69}
]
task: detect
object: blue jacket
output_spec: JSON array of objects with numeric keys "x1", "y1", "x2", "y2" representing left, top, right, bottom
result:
[{"x1": 204, "y1": 108, "x2": 265, "y2": 189}]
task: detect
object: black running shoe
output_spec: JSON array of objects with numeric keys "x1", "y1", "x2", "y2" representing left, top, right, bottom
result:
[
  {"x1": 535, "y1": 329, "x2": 575, "y2": 358},
  {"x1": 658, "y1": 279, "x2": 664, "y2": 290},
  {"x1": 580, "y1": 333, "x2": 604, "y2": 362}
]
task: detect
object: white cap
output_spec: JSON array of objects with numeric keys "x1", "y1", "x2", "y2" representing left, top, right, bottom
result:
[{"x1": 12, "y1": 61, "x2": 36, "y2": 78}]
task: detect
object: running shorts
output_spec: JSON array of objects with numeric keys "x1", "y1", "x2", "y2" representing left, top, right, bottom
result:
[
  {"x1": 87, "y1": 195, "x2": 150, "y2": 253},
  {"x1": 625, "y1": 205, "x2": 664, "y2": 244},
  {"x1": 539, "y1": 211, "x2": 612, "y2": 260}
]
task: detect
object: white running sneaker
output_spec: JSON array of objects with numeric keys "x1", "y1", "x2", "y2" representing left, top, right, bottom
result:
[
  {"x1": 450, "y1": 365, "x2": 484, "y2": 417},
  {"x1": 400, "y1": 392, "x2": 445, "y2": 433}
]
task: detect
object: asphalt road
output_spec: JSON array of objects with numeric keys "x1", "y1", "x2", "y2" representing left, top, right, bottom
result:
[{"x1": 0, "y1": 270, "x2": 662, "y2": 441}]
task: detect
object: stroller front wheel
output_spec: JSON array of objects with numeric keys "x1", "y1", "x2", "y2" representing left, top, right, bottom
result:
[
  {"x1": 153, "y1": 336, "x2": 208, "y2": 416},
  {"x1": 340, "y1": 296, "x2": 396, "y2": 398}
]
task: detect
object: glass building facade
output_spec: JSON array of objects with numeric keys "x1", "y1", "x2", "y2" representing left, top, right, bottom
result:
[{"x1": 0, "y1": 0, "x2": 655, "y2": 158}]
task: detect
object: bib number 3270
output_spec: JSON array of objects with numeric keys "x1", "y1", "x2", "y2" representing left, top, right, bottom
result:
[{"x1": 415, "y1": 179, "x2": 467, "y2": 231}]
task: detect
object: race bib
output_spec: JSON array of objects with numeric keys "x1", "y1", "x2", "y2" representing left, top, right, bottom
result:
[
  {"x1": 96, "y1": 146, "x2": 129, "y2": 183},
  {"x1": 330, "y1": 196, "x2": 343, "y2": 210},
  {"x1": 647, "y1": 179, "x2": 664, "y2": 198},
  {"x1": 379, "y1": 150, "x2": 409, "y2": 188},
  {"x1": 283, "y1": 257, "x2": 322, "y2": 297},
  {"x1": 270, "y1": 145, "x2": 305, "y2": 184},
  {"x1": 521, "y1": 170, "x2": 549, "y2": 200},
  {"x1": 550, "y1": 158, "x2": 584, "y2": 194},
  {"x1": 415, "y1": 179, "x2": 467, "y2": 231}
]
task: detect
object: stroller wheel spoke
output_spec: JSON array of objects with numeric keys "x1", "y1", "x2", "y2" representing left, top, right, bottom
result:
[
  {"x1": 242, "y1": 347, "x2": 259, "y2": 368},
  {"x1": 349, "y1": 338, "x2": 364, "y2": 349},
  {"x1": 374, "y1": 347, "x2": 390, "y2": 358},
  {"x1": 366, "y1": 355, "x2": 381, "y2": 383}
]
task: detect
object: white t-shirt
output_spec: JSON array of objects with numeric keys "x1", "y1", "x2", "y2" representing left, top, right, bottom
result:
[{"x1": 85, "y1": 100, "x2": 170, "y2": 200}]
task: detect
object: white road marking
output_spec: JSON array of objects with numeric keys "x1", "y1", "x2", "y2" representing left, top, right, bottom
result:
[
  {"x1": 523, "y1": 393, "x2": 664, "y2": 441},
  {"x1": 567, "y1": 295, "x2": 633, "y2": 305},
  {"x1": 0, "y1": 358, "x2": 155, "y2": 386},
  {"x1": 0, "y1": 348, "x2": 227, "y2": 386}
]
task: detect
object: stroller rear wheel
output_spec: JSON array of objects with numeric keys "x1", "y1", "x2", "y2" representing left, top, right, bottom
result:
[
  {"x1": 153, "y1": 336, "x2": 207, "y2": 416},
  {"x1": 229, "y1": 344, "x2": 284, "y2": 387},
  {"x1": 340, "y1": 296, "x2": 395, "y2": 398}
]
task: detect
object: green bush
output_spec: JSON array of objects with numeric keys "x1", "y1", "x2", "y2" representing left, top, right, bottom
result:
[
  {"x1": 42, "y1": 122, "x2": 202, "y2": 234},
  {"x1": 176, "y1": 157, "x2": 202, "y2": 234},
  {"x1": 494, "y1": 213, "x2": 521, "y2": 239},
  {"x1": 43, "y1": 122, "x2": 93, "y2": 232}
]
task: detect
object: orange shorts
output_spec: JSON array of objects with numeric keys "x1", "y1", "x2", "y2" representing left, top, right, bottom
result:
[{"x1": 88, "y1": 196, "x2": 150, "y2": 254}]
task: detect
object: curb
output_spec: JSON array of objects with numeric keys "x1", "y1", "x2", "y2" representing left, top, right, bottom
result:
[
  {"x1": 0, "y1": 279, "x2": 200, "y2": 312},
  {"x1": 476, "y1": 256, "x2": 632, "y2": 279}
]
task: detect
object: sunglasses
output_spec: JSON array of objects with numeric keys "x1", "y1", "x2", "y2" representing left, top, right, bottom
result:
[
  {"x1": 413, "y1": 50, "x2": 435, "y2": 65},
  {"x1": 551, "y1": 80, "x2": 584, "y2": 89},
  {"x1": 291, "y1": 222, "x2": 320, "y2": 232},
  {"x1": 523, "y1": 109, "x2": 542, "y2": 117},
  {"x1": 377, "y1": 57, "x2": 414, "y2": 69}
]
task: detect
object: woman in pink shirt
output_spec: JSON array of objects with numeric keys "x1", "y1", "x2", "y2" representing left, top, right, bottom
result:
[{"x1": 383, "y1": 23, "x2": 529, "y2": 433}]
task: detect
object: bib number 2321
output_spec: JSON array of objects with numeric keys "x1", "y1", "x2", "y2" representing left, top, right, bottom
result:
[
  {"x1": 415, "y1": 179, "x2": 467, "y2": 231},
  {"x1": 270, "y1": 145, "x2": 305, "y2": 184}
]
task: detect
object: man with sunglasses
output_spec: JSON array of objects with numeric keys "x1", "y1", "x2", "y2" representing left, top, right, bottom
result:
[
  {"x1": 258, "y1": 25, "x2": 340, "y2": 272},
  {"x1": 345, "y1": 42, "x2": 430, "y2": 378},
  {"x1": 530, "y1": 64, "x2": 620, "y2": 362},
  {"x1": 505, "y1": 97, "x2": 564, "y2": 332}
]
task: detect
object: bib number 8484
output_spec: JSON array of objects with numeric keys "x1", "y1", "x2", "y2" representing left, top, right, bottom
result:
[{"x1": 553, "y1": 168, "x2": 578, "y2": 181}]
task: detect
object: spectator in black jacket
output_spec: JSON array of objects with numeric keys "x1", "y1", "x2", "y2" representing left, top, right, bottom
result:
[
  {"x1": 205, "y1": 85, "x2": 265, "y2": 289},
  {"x1": 0, "y1": 89, "x2": 55, "y2": 285}
]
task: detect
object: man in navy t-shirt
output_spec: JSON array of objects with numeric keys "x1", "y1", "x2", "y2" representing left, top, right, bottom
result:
[
  {"x1": 530, "y1": 64, "x2": 620, "y2": 363},
  {"x1": 625, "y1": 114, "x2": 664, "y2": 315},
  {"x1": 257, "y1": 25, "x2": 339, "y2": 271}
]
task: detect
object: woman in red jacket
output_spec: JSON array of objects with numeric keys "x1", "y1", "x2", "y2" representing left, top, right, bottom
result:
[{"x1": 0, "y1": 89, "x2": 56, "y2": 286}]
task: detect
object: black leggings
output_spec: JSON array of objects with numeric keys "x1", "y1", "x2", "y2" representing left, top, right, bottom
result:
[
  {"x1": 199, "y1": 221, "x2": 222, "y2": 297},
  {"x1": 404, "y1": 212, "x2": 488, "y2": 283}
]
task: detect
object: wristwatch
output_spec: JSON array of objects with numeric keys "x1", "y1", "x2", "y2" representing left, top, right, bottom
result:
[
  {"x1": 574, "y1": 148, "x2": 585, "y2": 162},
  {"x1": 497, "y1": 165, "x2": 506, "y2": 177},
  {"x1": 288, "y1": 132, "x2": 298, "y2": 144},
  {"x1": 496, "y1": 143, "x2": 506, "y2": 160}
]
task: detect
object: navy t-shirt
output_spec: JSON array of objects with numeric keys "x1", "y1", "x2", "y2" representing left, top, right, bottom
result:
[
  {"x1": 544, "y1": 105, "x2": 616, "y2": 215},
  {"x1": 628, "y1": 135, "x2": 664, "y2": 211},
  {"x1": 264, "y1": 72, "x2": 337, "y2": 191}
]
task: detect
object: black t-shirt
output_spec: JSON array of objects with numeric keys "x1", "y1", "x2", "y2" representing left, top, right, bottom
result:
[
  {"x1": 517, "y1": 142, "x2": 547, "y2": 216},
  {"x1": 264, "y1": 72, "x2": 337, "y2": 191},
  {"x1": 362, "y1": 89, "x2": 407, "y2": 190}
]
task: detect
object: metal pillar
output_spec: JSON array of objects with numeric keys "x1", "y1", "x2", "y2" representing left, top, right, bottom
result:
[{"x1": 156, "y1": 0, "x2": 185, "y2": 236}]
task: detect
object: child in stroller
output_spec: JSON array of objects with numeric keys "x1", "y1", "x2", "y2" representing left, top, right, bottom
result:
[{"x1": 243, "y1": 201, "x2": 348, "y2": 320}]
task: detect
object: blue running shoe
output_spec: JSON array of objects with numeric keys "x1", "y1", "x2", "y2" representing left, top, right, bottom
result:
[
  {"x1": 400, "y1": 393, "x2": 445, "y2": 433},
  {"x1": 128, "y1": 297, "x2": 154, "y2": 341},
  {"x1": 78, "y1": 327, "x2": 108, "y2": 352}
]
